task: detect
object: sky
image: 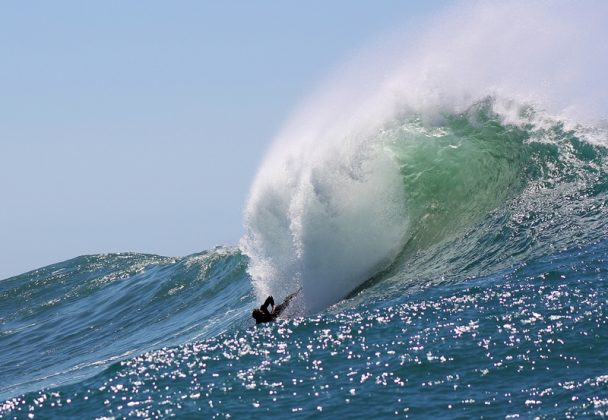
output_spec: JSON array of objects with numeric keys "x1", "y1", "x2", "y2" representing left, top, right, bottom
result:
[{"x1": 0, "y1": 1, "x2": 449, "y2": 280}]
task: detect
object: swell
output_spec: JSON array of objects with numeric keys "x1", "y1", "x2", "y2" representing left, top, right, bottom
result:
[{"x1": 0, "y1": 248, "x2": 252, "y2": 400}]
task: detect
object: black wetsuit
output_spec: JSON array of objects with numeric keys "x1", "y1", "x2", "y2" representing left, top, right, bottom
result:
[{"x1": 255, "y1": 291, "x2": 299, "y2": 324}]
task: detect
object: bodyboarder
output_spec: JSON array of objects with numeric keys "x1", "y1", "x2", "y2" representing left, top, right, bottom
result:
[{"x1": 252, "y1": 289, "x2": 301, "y2": 324}]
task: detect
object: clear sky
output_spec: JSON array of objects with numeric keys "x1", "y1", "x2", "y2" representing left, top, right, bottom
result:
[{"x1": 0, "y1": 1, "x2": 449, "y2": 280}]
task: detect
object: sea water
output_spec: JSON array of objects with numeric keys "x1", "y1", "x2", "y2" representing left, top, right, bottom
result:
[{"x1": 2, "y1": 2, "x2": 608, "y2": 418}]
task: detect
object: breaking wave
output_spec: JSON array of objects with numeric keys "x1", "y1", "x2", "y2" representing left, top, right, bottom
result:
[{"x1": 241, "y1": 2, "x2": 608, "y2": 314}]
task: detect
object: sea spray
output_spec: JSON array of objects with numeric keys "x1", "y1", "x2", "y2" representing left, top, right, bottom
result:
[
  {"x1": 241, "y1": 128, "x2": 409, "y2": 314},
  {"x1": 240, "y1": 1, "x2": 608, "y2": 314}
]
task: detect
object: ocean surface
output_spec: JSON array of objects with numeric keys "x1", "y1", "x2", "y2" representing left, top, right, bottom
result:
[
  {"x1": 2, "y1": 97, "x2": 608, "y2": 418},
  {"x1": 3, "y1": 3, "x2": 608, "y2": 418}
]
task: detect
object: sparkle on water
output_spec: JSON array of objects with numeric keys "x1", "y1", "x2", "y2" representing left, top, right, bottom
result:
[{"x1": 2, "y1": 243, "x2": 607, "y2": 418}]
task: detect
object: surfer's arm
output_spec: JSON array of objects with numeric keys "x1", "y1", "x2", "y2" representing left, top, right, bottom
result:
[{"x1": 260, "y1": 296, "x2": 275, "y2": 314}]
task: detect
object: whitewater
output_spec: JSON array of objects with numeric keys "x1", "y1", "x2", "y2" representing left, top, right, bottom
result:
[{"x1": 2, "y1": 2, "x2": 608, "y2": 418}]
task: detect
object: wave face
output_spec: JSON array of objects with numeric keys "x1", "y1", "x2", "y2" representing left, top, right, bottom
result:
[
  {"x1": 242, "y1": 97, "x2": 608, "y2": 314},
  {"x1": 367, "y1": 99, "x2": 608, "y2": 289},
  {"x1": 241, "y1": 1, "x2": 608, "y2": 314},
  {"x1": 0, "y1": 249, "x2": 252, "y2": 400}
]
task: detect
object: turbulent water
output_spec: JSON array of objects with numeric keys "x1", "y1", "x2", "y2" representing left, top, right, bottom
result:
[{"x1": 3, "y1": 2, "x2": 608, "y2": 418}]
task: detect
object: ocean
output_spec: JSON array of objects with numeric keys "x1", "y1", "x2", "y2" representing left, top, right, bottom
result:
[
  {"x1": 2, "y1": 97, "x2": 607, "y2": 418},
  {"x1": 2, "y1": 3, "x2": 608, "y2": 418}
]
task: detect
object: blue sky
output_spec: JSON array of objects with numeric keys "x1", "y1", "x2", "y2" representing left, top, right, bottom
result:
[{"x1": 0, "y1": 1, "x2": 448, "y2": 279}]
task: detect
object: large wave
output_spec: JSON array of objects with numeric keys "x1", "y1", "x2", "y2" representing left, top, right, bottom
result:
[{"x1": 240, "y1": 1, "x2": 608, "y2": 314}]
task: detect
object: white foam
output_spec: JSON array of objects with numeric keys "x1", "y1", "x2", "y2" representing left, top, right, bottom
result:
[{"x1": 241, "y1": 1, "x2": 608, "y2": 314}]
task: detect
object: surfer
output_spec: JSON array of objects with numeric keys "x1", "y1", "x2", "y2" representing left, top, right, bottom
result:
[{"x1": 252, "y1": 289, "x2": 301, "y2": 324}]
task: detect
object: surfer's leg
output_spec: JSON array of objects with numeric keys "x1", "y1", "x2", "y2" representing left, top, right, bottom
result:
[
  {"x1": 273, "y1": 303, "x2": 287, "y2": 317},
  {"x1": 283, "y1": 288, "x2": 301, "y2": 304},
  {"x1": 274, "y1": 290, "x2": 301, "y2": 317}
]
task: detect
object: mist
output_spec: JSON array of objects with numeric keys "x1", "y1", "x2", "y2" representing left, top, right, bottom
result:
[{"x1": 241, "y1": 1, "x2": 608, "y2": 314}]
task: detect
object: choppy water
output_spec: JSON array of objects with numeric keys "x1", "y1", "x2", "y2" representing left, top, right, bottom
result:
[{"x1": 1, "y1": 241, "x2": 608, "y2": 418}]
